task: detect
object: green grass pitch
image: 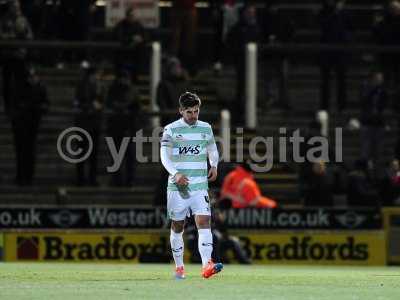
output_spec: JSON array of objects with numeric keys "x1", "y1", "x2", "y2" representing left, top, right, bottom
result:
[{"x1": 0, "y1": 263, "x2": 399, "y2": 300}]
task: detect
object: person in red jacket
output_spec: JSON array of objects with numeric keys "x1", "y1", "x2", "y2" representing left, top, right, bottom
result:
[{"x1": 220, "y1": 162, "x2": 277, "y2": 208}]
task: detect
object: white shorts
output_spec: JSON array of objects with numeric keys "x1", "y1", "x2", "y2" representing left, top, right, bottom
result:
[{"x1": 167, "y1": 190, "x2": 211, "y2": 221}]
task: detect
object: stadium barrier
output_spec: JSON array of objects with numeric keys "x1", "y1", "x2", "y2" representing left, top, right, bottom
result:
[
  {"x1": 2, "y1": 231, "x2": 386, "y2": 265},
  {"x1": 0, "y1": 206, "x2": 388, "y2": 265}
]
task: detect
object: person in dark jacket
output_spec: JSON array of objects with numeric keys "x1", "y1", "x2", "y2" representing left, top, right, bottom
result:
[
  {"x1": 74, "y1": 66, "x2": 105, "y2": 186},
  {"x1": 58, "y1": 0, "x2": 94, "y2": 41},
  {"x1": 106, "y1": 69, "x2": 141, "y2": 186},
  {"x1": 113, "y1": 7, "x2": 148, "y2": 83},
  {"x1": 227, "y1": 4, "x2": 261, "y2": 125},
  {"x1": 211, "y1": 0, "x2": 243, "y2": 73},
  {"x1": 0, "y1": 0, "x2": 33, "y2": 116},
  {"x1": 303, "y1": 161, "x2": 334, "y2": 207},
  {"x1": 379, "y1": 159, "x2": 400, "y2": 206},
  {"x1": 262, "y1": 1, "x2": 295, "y2": 111},
  {"x1": 318, "y1": 0, "x2": 350, "y2": 111},
  {"x1": 170, "y1": 0, "x2": 198, "y2": 75},
  {"x1": 186, "y1": 197, "x2": 251, "y2": 264},
  {"x1": 347, "y1": 159, "x2": 380, "y2": 207},
  {"x1": 359, "y1": 71, "x2": 387, "y2": 172},
  {"x1": 374, "y1": 1, "x2": 400, "y2": 94},
  {"x1": 11, "y1": 66, "x2": 49, "y2": 186},
  {"x1": 157, "y1": 56, "x2": 191, "y2": 126}
]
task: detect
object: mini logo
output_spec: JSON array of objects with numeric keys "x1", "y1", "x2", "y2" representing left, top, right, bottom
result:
[
  {"x1": 17, "y1": 237, "x2": 39, "y2": 260},
  {"x1": 201, "y1": 133, "x2": 206, "y2": 139},
  {"x1": 176, "y1": 134, "x2": 183, "y2": 140},
  {"x1": 49, "y1": 210, "x2": 81, "y2": 228},
  {"x1": 335, "y1": 211, "x2": 366, "y2": 228}
]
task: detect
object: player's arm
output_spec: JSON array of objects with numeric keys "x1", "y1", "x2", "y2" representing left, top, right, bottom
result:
[
  {"x1": 160, "y1": 127, "x2": 188, "y2": 186},
  {"x1": 207, "y1": 127, "x2": 219, "y2": 182}
]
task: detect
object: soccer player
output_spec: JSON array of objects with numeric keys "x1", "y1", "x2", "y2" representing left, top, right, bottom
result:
[{"x1": 160, "y1": 92, "x2": 223, "y2": 279}]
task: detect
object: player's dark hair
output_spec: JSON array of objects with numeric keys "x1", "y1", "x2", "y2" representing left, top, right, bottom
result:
[{"x1": 179, "y1": 92, "x2": 201, "y2": 109}]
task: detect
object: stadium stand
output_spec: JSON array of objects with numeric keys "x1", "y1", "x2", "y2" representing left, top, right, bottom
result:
[{"x1": 0, "y1": 0, "x2": 398, "y2": 208}]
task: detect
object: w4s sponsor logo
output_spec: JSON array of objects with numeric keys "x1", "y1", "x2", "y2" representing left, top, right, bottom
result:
[{"x1": 179, "y1": 145, "x2": 200, "y2": 155}]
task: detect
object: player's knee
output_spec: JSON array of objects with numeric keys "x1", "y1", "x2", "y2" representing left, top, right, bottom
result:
[
  {"x1": 171, "y1": 220, "x2": 185, "y2": 233},
  {"x1": 195, "y1": 216, "x2": 211, "y2": 229}
]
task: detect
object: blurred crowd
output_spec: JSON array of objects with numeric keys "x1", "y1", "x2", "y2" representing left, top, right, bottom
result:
[{"x1": 0, "y1": 0, "x2": 400, "y2": 208}]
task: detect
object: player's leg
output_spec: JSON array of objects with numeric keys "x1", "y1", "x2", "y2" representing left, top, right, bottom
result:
[
  {"x1": 195, "y1": 214, "x2": 212, "y2": 267},
  {"x1": 167, "y1": 191, "x2": 189, "y2": 279},
  {"x1": 171, "y1": 219, "x2": 185, "y2": 279},
  {"x1": 191, "y1": 194, "x2": 223, "y2": 278}
]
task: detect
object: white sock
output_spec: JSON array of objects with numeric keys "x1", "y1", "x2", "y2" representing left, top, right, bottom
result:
[
  {"x1": 170, "y1": 230, "x2": 184, "y2": 268},
  {"x1": 198, "y1": 228, "x2": 213, "y2": 267}
]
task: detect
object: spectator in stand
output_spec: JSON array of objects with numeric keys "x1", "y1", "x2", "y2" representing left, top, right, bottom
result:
[
  {"x1": 58, "y1": 0, "x2": 94, "y2": 41},
  {"x1": 106, "y1": 69, "x2": 141, "y2": 187},
  {"x1": 347, "y1": 159, "x2": 380, "y2": 207},
  {"x1": 211, "y1": 0, "x2": 243, "y2": 73},
  {"x1": 380, "y1": 159, "x2": 400, "y2": 205},
  {"x1": 226, "y1": 3, "x2": 261, "y2": 125},
  {"x1": 170, "y1": 0, "x2": 198, "y2": 75},
  {"x1": 20, "y1": 0, "x2": 46, "y2": 38},
  {"x1": 298, "y1": 121, "x2": 323, "y2": 193},
  {"x1": 113, "y1": 6, "x2": 148, "y2": 83},
  {"x1": 74, "y1": 66, "x2": 105, "y2": 186},
  {"x1": 157, "y1": 56, "x2": 191, "y2": 126},
  {"x1": 373, "y1": 1, "x2": 400, "y2": 95},
  {"x1": 318, "y1": 0, "x2": 351, "y2": 112},
  {"x1": 0, "y1": 0, "x2": 33, "y2": 116},
  {"x1": 56, "y1": 0, "x2": 95, "y2": 68},
  {"x1": 14, "y1": 0, "x2": 57, "y2": 44},
  {"x1": 153, "y1": 56, "x2": 191, "y2": 207},
  {"x1": 262, "y1": 1, "x2": 295, "y2": 111},
  {"x1": 359, "y1": 71, "x2": 388, "y2": 174},
  {"x1": 303, "y1": 161, "x2": 334, "y2": 207},
  {"x1": 11, "y1": 66, "x2": 49, "y2": 186},
  {"x1": 396, "y1": 126, "x2": 400, "y2": 161},
  {"x1": 220, "y1": 161, "x2": 277, "y2": 208}
]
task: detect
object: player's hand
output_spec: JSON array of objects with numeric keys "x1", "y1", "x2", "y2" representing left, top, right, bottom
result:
[
  {"x1": 208, "y1": 167, "x2": 217, "y2": 182},
  {"x1": 174, "y1": 173, "x2": 189, "y2": 186}
]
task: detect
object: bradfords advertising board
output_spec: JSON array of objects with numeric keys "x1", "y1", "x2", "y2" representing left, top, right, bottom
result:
[
  {"x1": 4, "y1": 231, "x2": 386, "y2": 265},
  {"x1": 106, "y1": 0, "x2": 159, "y2": 28},
  {"x1": 4, "y1": 233, "x2": 169, "y2": 263},
  {"x1": 235, "y1": 231, "x2": 386, "y2": 265}
]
